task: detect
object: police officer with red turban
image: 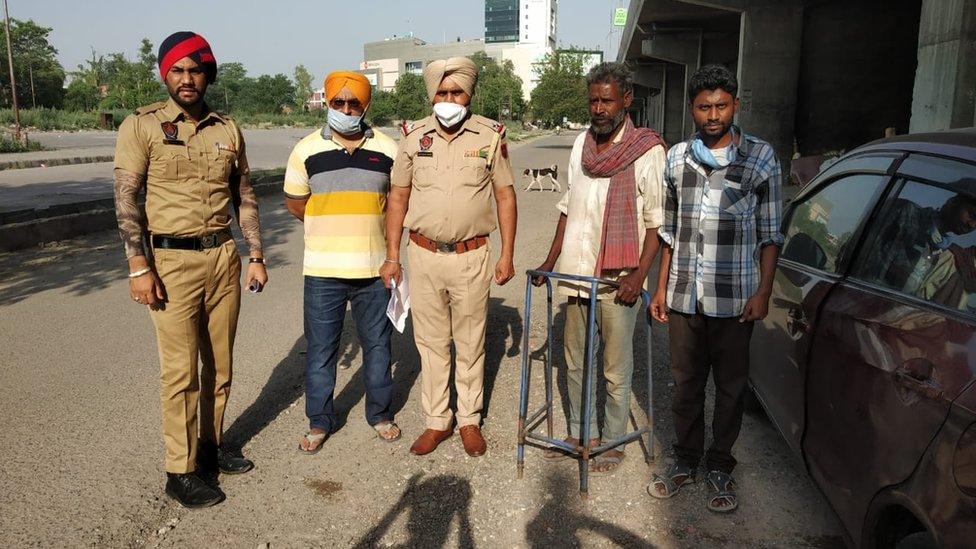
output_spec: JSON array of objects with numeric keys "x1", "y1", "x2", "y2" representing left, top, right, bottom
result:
[{"x1": 114, "y1": 31, "x2": 267, "y2": 508}]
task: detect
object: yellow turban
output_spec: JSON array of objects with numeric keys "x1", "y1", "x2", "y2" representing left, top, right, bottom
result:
[
  {"x1": 422, "y1": 57, "x2": 478, "y2": 102},
  {"x1": 324, "y1": 71, "x2": 372, "y2": 105}
]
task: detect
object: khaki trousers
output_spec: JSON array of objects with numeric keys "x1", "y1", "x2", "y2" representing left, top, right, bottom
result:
[
  {"x1": 407, "y1": 242, "x2": 492, "y2": 430},
  {"x1": 149, "y1": 239, "x2": 241, "y2": 473},
  {"x1": 563, "y1": 296, "x2": 639, "y2": 441}
]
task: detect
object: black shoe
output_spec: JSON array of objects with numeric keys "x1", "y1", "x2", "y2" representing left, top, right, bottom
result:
[
  {"x1": 217, "y1": 448, "x2": 254, "y2": 475},
  {"x1": 198, "y1": 440, "x2": 254, "y2": 476},
  {"x1": 165, "y1": 472, "x2": 225, "y2": 509}
]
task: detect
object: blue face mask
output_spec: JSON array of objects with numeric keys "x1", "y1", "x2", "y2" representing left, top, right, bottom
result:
[
  {"x1": 327, "y1": 108, "x2": 363, "y2": 136},
  {"x1": 691, "y1": 127, "x2": 737, "y2": 169}
]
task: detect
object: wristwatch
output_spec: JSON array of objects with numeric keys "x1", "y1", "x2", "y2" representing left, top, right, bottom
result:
[{"x1": 249, "y1": 257, "x2": 266, "y2": 265}]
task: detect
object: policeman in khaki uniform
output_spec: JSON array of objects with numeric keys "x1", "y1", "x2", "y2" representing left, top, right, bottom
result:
[
  {"x1": 381, "y1": 57, "x2": 517, "y2": 458},
  {"x1": 113, "y1": 32, "x2": 267, "y2": 509}
]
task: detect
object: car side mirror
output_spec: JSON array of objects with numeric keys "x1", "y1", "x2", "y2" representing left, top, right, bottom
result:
[{"x1": 783, "y1": 232, "x2": 827, "y2": 270}]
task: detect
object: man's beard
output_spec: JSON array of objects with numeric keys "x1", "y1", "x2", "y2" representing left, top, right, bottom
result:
[
  {"x1": 697, "y1": 119, "x2": 733, "y2": 139},
  {"x1": 591, "y1": 110, "x2": 626, "y2": 136},
  {"x1": 168, "y1": 86, "x2": 205, "y2": 108}
]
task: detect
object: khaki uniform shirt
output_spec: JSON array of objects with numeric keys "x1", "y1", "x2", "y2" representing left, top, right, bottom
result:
[
  {"x1": 391, "y1": 113, "x2": 514, "y2": 242},
  {"x1": 114, "y1": 98, "x2": 249, "y2": 238}
]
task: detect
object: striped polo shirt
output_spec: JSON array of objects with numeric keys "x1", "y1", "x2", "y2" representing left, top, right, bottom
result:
[{"x1": 283, "y1": 126, "x2": 398, "y2": 278}]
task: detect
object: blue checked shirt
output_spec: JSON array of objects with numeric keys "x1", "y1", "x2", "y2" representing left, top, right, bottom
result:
[{"x1": 658, "y1": 131, "x2": 785, "y2": 317}]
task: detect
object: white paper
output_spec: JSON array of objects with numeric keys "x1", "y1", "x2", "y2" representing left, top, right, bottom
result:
[{"x1": 385, "y1": 270, "x2": 411, "y2": 333}]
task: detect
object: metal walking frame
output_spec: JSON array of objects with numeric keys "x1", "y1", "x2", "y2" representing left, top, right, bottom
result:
[{"x1": 516, "y1": 269, "x2": 654, "y2": 500}]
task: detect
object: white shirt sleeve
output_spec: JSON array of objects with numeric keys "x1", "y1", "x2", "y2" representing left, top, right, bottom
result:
[{"x1": 639, "y1": 145, "x2": 666, "y2": 228}]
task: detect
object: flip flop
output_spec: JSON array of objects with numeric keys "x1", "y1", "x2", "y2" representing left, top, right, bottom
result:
[
  {"x1": 298, "y1": 431, "x2": 328, "y2": 454},
  {"x1": 373, "y1": 421, "x2": 402, "y2": 442}
]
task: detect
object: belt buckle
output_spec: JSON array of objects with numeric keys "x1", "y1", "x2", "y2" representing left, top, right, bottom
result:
[
  {"x1": 436, "y1": 240, "x2": 456, "y2": 253},
  {"x1": 200, "y1": 234, "x2": 217, "y2": 248}
]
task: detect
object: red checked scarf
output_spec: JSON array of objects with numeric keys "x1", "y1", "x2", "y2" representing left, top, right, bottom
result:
[{"x1": 582, "y1": 116, "x2": 664, "y2": 274}]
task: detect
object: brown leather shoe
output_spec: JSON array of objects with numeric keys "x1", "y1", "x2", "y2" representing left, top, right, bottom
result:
[
  {"x1": 409, "y1": 428, "x2": 452, "y2": 456},
  {"x1": 459, "y1": 425, "x2": 487, "y2": 457}
]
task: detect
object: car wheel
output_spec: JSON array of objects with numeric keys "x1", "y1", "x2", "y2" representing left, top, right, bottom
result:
[{"x1": 893, "y1": 531, "x2": 936, "y2": 549}]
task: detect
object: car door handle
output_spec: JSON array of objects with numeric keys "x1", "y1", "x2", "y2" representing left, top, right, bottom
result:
[
  {"x1": 894, "y1": 369, "x2": 943, "y2": 400},
  {"x1": 786, "y1": 307, "x2": 808, "y2": 336}
]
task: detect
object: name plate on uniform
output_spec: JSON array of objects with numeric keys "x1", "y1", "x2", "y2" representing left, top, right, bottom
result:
[{"x1": 417, "y1": 151, "x2": 433, "y2": 157}]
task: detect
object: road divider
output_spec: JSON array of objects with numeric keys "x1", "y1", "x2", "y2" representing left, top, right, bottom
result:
[{"x1": 0, "y1": 168, "x2": 286, "y2": 253}]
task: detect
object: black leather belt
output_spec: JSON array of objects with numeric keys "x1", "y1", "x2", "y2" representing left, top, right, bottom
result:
[{"x1": 151, "y1": 230, "x2": 231, "y2": 251}]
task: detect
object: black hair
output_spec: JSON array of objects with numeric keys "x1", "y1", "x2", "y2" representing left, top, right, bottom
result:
[
  {"x1": 687, "y1": 64, "x2": 737, "y2": 101},
  {"x1": 586, "y1": 62, "x2": 633, "y2": 95}
]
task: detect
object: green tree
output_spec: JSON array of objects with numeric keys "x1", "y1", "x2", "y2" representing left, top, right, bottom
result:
[
  {"x1": 293, "y1": 64, "x2": 314, "y2": 112},
  {"x1": 208, "y1": 62, "x2": 248, "y2": 112},
  {"x1": 64, "y1": 50, "x2": 103, "y2": 111},
  {"x1": 0, "y1": 18, "x2": 65, "y2": 108},
  {"x1": 469, "y1": 51, "x2": 524, "y2": 121},
  {"x1": 392, "y1": 72, "x2": 428, "y2": 121},
  {"x1": 529, "y1": 49, "x2": 590, "y2": 127},
  {"x1": 242, "y1": 73, "x2": 295, "y2": 113},
  {"x1": 99, "y1": 38, "x2": 164, "y2": 110},
  {"x1": 366, "y1": 88, "x2": 396, "y2": 126}
]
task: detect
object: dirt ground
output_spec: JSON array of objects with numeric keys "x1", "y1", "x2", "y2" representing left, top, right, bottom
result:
[{"x1": 0, "y1": 133, "x2": 845, "y2": 548}]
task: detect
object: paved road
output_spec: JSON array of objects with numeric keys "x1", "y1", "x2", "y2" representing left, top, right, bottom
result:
[
  {"x1": 0, "y1": 134, "x2": 843, "y2": 548},
  {"x1": 0, "y1": 128, "x2": 392, "y2": 213}
]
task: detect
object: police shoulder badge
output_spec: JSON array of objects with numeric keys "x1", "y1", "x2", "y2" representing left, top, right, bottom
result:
[
  {"x1": 161, "y1": 121, "x2": 184, "y2": 145},
  {"x1": 161, "y1": 121, "x2": 178, "y2": 140}
]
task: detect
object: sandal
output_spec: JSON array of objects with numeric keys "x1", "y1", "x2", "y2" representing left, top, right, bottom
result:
[
  {"x1": 298, "y1": 431, "x2": 328, "y2": 454},
  {"x1": 647, "y1": 462, "x2": 696, "y2": 499},
  {"x1": 705, "y1": 470, "x2": 738, "y2": 513},
  {"x1": 543, "y1": 437, "x2": 598, "y2": 461},
  {"x1": 373, "y1": 421, "x2": 402, "y2": 442},
  {"x1": 589, "y1": 450, "x2": 625, "y2": 476}
]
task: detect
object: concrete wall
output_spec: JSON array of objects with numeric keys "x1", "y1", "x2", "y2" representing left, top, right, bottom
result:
[
  {"x1": 794, "y1": 0, "x2": 921, "y2": 155},
  {"x1": 910, "y1": 0, "x2": 976, "y2": 132},
  {"x1": 735, "y1": 4, "x2": 804, "y2": 165}
]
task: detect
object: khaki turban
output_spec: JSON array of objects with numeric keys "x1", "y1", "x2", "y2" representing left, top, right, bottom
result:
[
  {"x1": 422, "y1": 57, "x2": 478, "y2": 102},
  {"x1": 324, "y1": 71, "x2": 372, "y2": 105}
]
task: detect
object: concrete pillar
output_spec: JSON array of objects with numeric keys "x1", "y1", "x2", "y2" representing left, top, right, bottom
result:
[
  {"x1": 735, "y1": 4, "x2": 804, "y2": 166},
  {"x1": 910, "y1": 0, "x2": 976, "y2": 132}
]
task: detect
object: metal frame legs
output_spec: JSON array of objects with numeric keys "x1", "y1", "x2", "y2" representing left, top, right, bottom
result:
[{"x1": 516, "y1": 270, "x2": 654, "y2": 500}]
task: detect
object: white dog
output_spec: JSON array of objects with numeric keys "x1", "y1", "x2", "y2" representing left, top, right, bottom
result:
[{"x1": 523, "y1": 164, "x2": 561, "y2": 192}]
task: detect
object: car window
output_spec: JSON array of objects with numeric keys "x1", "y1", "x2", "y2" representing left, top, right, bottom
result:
[
  {"x1": 814, "y1": 152, "x2": 900, "y2": 183},
  {"x1": 854, "y1": 172, "x2": 976, "y2": 313},
  {"x1": 781, "y1": 174, "x2": 887, "y2": 273}
]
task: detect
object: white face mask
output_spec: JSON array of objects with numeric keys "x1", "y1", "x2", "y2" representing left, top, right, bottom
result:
[
  {"x1": 327, "y1": 107, "x2": 364, "y2": 136},
  {"x1": 432, "y1": 102, "x2": 468, "y2": 128}
]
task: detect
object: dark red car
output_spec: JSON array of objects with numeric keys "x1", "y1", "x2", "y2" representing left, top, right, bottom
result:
[{"x1": 750, "y1": 129, "x2": 976, "y2": 548}]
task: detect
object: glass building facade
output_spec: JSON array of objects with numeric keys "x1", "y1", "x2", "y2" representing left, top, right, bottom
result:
[{"x1": 485, "y1": 0, "x2": 520, "y2": 43}]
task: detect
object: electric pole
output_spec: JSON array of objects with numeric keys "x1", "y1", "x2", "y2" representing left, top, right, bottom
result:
[{"x1": 2, "y1": 0, "x2": 20, "y2": 141}]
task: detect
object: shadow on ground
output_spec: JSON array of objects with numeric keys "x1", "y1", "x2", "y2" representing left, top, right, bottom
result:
[
  {"x1": 526, "y1": 469, "x2": 652, "y2": 548},
  {"x1": 353, "y1": 473, "x2": 475, "y2": 548}
]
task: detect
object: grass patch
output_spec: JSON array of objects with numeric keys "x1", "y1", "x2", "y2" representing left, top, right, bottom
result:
[{"x1": 0, "y1": 135, "x2": 45, "y2": 153}]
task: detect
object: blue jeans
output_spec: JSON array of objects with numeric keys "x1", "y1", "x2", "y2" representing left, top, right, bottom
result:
[{"x1": 304, "y1": 276, "x2": 393, "y2": 432}]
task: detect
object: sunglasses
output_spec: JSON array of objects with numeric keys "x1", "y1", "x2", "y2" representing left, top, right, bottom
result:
[{"x1": 329, "y1": 98, "x2": 364, "y2": 110}]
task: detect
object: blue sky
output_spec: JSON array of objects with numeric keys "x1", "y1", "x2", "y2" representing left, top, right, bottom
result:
[{"x1": 16, "y1": 0, "x2": 628, "y2": 82}]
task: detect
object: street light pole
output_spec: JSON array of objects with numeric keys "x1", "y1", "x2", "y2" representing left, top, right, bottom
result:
[{"x1": 2, "y1": 0, "x2": 20, "y2": 141}]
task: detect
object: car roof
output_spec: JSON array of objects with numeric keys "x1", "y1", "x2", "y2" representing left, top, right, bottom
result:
[{"x1": 853, "y1": 127, "x2": 976, "y2": 163}]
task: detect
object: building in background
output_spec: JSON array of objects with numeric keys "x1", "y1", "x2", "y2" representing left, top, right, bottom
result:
[
  {"x1": 486, "y1": 0, "x2": 521, "y2": 43},
  {"x1": 616, "y1": 0, "x2": 975, "y2": 172},
  {"x1": 485, "y1": 0, "x2": 558, "y2": 98},
  {"x1": 569, "y1": 49, "x2": 604, "y2": 75},
  {"x1": 361, "y1": 35, "x2": 487, "y2": 92},
  {"x1": 358, "y1": 1, "x2": 560, "y2": 101}
]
